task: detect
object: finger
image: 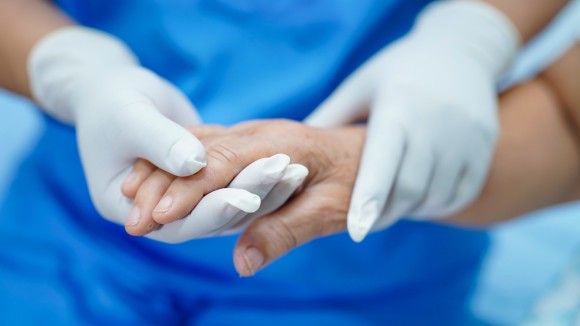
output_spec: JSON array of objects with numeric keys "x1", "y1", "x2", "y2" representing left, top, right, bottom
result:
[
  {"x1": 435, "y1": 140, "x2": 494, "y2": 217},
  {"x1": 152, "y1": 75, "x2": 202, "y2": 127},
  {"x1": 122, "y1": 101, "x2": 207, "y2": 177},
  {"x1": 246, "y1": 164, "x2": 309, "y2": 219},
  {"x1": 121, "y1": 160, "x2": 156, "y2": 198},
  {"x1": 347, "y1": 100, "x2": 406, "y2": 243},
  {"x1": 151, "y1": 150, "x2": 288, "y2": 224},
  {"x1": 92, "y1": 165, "x2": 258, "y2": 244},
  {"x1": 411, "y1": 140, "x2": 465, "y2": 217},
  {"x1": 91, "y1": 165, "x2": 136, "y2": 226},
  {"x1": 146, "y1": 188, "x2": 260, "y2": 243},
  {"x1": 234, "y1": 188, "x2": 344, "y2": 277},
  {"x1": 224, "y1": 164, "x2": 309, "y2": 235},
  {"x1": 228, "y1": 154, "x2": 291, "y2": 196},
  {"x1": 214, "y1": 155, "x2": 292, "y2": 231},
  {"x1": 181, "y1": 154, "x2": 292, "y2": 238},
  {"x1": 373, "y1": 135, "x2": 434, "y2": 230},
  {"x1": 305, "y1": 63, "x2": 375, "y2": 127},
  {"x1": 125, "y1": 169, "x2": 175, "y2": 236}
]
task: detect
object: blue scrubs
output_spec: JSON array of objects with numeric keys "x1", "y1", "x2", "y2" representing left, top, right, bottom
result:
[{"x1": 0, "y1": 1, "x2": 490, "y2": 324}]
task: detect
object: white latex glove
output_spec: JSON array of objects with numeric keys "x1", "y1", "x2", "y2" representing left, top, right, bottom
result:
[
  {"x1": 306, "y1": 0, "x2": 520, "y2": 242},
  {"x1": 223, "y1": 162, "x2": 309, "y2": 235},
  {"x1": 153, "y1": 154, "x2": 308, "y2": 243},
  {"x1": 29, "y1": 27, "x2": 208, "y2": 229},
  {"x1": 499, "y1": 0, "x2": 580, "y2": 90},
  {"x1": 28, "y1": 27, "x2": 307, "y2": 243}
]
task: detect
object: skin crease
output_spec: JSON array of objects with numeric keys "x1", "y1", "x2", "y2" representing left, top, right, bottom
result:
[{"x1": 124, "y1": 45, "x2": 580, "y2": 276}]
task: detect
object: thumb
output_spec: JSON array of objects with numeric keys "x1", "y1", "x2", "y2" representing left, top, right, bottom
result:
[
  {"x1": 123, "y1": 102, "x2": 207, "y2": 177},
  {"x1": 305, "y1": 63, "x2": 375, "y2": 127},
  {"x1": 233, "y1": 189, "x2": 344, "y2": 277},
  {"x1": 124, "y1": 72, "x2": 207, "y2": 177},
  {"x1": 155, "y1": 77, "x2": 203, "y2": 127}
]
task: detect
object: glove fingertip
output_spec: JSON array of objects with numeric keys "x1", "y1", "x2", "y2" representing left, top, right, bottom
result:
[
  {"x1": 347, "y1": 199, "x2": 380, "y2": 243},
  {"x1": 283, "y1": 164, "x2": 309, "y2": 182},
  {"x1": 225, "y1": 190, "x2": 261, "y2": 214},
  {"x1": 262, "y1": 154, "x2": 291, "y2": 177},
  {"x1": 166, "y1": 136, "x2": 207, "y2": 176}
]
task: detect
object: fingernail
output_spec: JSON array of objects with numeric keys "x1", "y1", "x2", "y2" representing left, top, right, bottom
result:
[
  {"x1": 126, "y1": 206, "x2": 141, "y2": 226},
  {"x1": 124, "y1": 171, "x2": 138, "y2": 185},
  {"x1": 237, "y1": 247, "x2": 264, "y2": 277},
  {"x1": 154, "y1": 196, "x2": 173, "y2": 213},
  {"x1": 169, "y1": 137, "x2": 207, "y2": 175}
]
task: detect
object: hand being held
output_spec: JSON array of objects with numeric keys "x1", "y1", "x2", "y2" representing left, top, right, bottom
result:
[{"x1": 123, "y1": 120, "x2": 365, "y2": 276}]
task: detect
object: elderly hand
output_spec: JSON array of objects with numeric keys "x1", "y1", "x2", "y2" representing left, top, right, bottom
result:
[
  {"x1": 122, "y1": 152, "x2": 309, "y2": 242},
  {"x1": 123, "y1": 120, "x2": 364, "y2": 276}
]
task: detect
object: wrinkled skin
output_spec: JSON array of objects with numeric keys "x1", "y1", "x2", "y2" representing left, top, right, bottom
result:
[{"x1": 122, "y1": 119, "x2": 365, "y2": 276}]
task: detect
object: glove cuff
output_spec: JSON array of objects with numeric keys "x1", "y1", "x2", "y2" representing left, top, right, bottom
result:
[
  {"x1": 499, "y1": 1, "x2": 580, "y2": 90},
  {"x1": 414, "y1": 0, "x2": 521, "y2": 78},
  {"x1": 28, "y1": 26, "x2": 139, "y2": 124}
]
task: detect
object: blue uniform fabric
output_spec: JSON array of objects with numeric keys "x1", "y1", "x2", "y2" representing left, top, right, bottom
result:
[{"x1": 0, "y1": 1, "x2": 491, "y2": 324}]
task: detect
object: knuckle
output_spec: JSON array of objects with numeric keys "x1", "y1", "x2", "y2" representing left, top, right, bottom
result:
[
  {"x1": 207, "y1": 142, "x2": 240, "y2": 167},
  {"x1": 259, "y1": 218, "x2": 298, "y2": 255},
  {"x1": 310, "y1": 190, "x2": 349, "y2": 235}
]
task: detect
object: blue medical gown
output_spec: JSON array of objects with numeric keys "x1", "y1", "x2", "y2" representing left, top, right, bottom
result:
[{"x1": 0, "y1": 1, "x2": 491, "y2": 324}]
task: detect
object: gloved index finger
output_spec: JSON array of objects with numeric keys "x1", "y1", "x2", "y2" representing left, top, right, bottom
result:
[
  {"x1": 347, "y1": 104, "x2": 407, "y2": 243},
  {"x1": 120, "y1": 102, "x2": 207, "y2": 177},
  {"x1": 223, "y1": 163, "x2": 309, "y2": 235}
]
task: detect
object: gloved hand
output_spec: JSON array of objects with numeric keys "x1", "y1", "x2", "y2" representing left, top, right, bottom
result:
[
  {"x1": 28, "y1": 27, "x2": 207, "y2": 225},
  {"x1": 28, "y1": 26, "x2": 307, "y2": 243},
  {"x1": 306, "y1": 0, "x2": 520, "y2": 242},
  {"x1": 224, "y1": 163, "x2": 309, "y2": 235},
  {"x1": 146, "y1": 154, "x2": 308, "y2": 243}
]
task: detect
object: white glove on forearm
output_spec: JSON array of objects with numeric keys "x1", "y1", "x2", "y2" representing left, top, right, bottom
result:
[
  {"x1": 307, "y1": 0, "x2": 520, "y2": 242},
  {"x1": 500, "y1": 0, "x2": 580, "y2": 90}
]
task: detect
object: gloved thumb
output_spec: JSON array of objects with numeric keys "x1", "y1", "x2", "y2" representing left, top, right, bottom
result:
[
  {"x1": 122, "y1": 103, "x2": 207, "y2": 177},
  {"x1": 305, "y1": 63, "x2": 375, "y2": 127}
]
